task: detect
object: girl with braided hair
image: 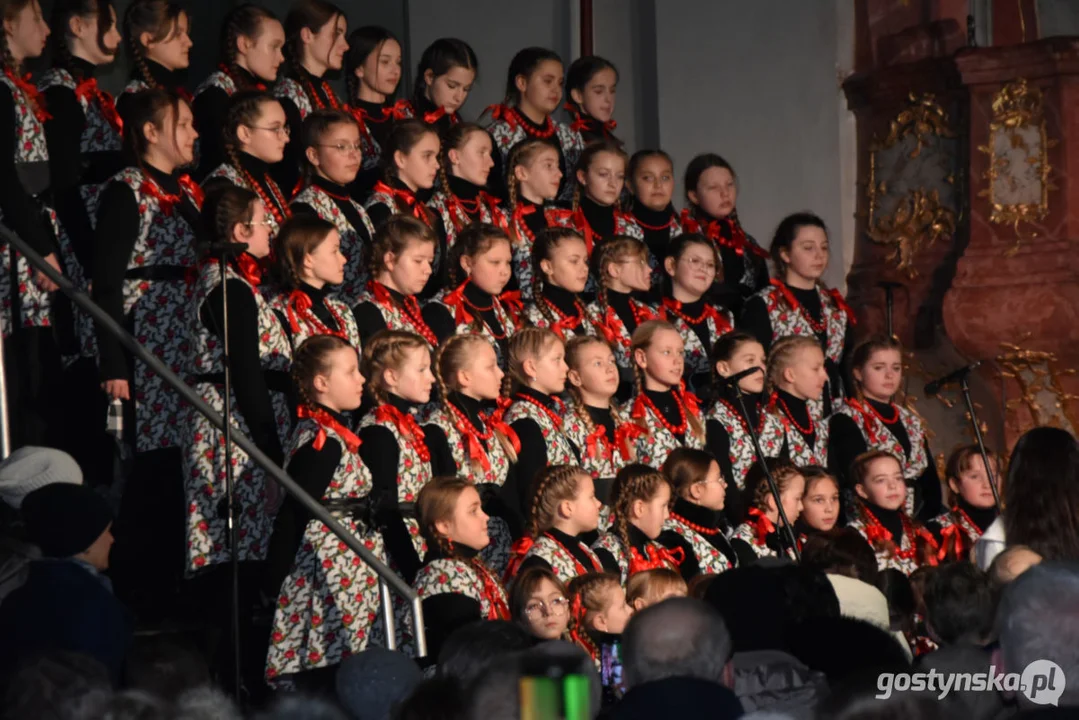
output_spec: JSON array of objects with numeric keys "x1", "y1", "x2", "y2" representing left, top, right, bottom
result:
[
  {"x1": 503, "y1": 139, "x2": 560, "y2": 301},
  {"x1": 504, "y1": 464, "x2": 604, "y2": 586},
  {"x1": 116, "y1": 0, "x2": 191, "y2": 114},
  {"x1": 587, "y1": 236, "x2": 658, "y2": 399},
  {"x1": 729, "y1": 460, "x2": 804, "y2": 565},
  {"x1": 273, "y1": 0, "x2": 349, "y2": 194},
  {"x1": 291, "y1": 110, "x2": 375, "y2": 307},
  {"x1": 412, "y1": 475, "x2": 510, "y2": 660},
  {"x1": 203, "y1": 90, "x2": 291, "y2": 238},
  {"x1": 628, "y1": 321, "x2": 706, "y2": 469},
  {"x1": 566, "y1": 571, "x2": 632, "y2": 669},
  {"x1": 762, "y1": 335, "x2": 829, "y2": 466},
  {"x1": 270, "y1": 214, "x2": 360, "y2": 352},
  {"x1": 484, "y1": 47, "x2": 583, "y2": 203},
  {"x1": 421, "y1": 223, "x2": 519, "y2": 364},
  {"x1": 264, "y1": 334, "x2": 386, "y2": 685},
  {"x1": 357, "y1": 330, "x2": 435, "y2": 584},
  {"x1": 657, "y1": 448, "x2": 737, "y2": 580},
  {"x1": 181, "y1": 185, "x2": 292, "y2": 575},
  {"x1": 627, "y1": 150, "x2": 681, "y2": 297},
  {"x1": 423, "y1": 334, "x2": 518, "y2": 575},
  {"x1": 592, "y1": 464, "x2": 679, "y2": 586},
  {"x1": 364, "y1": 118, "x2": 439, "y2": 236},
  {"x1": 351, "y1": 214, "x2": 438, "y2": 348},
  {"x1": 192, "y1": 4, "x2": 284, "y2": 179},
  {"x1": 521, "y1": 227, "x2": 597, "y2": 340}
]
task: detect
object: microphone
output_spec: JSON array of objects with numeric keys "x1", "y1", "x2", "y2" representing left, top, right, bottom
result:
[
  {"x1": 203, "y1": 241, "x2": 250, "y2": 258},
  {"x1": 924, "y1": 361, "x2": 982, "y2": 396},
  {"x1": 878, "y1": 281, "x2": 904, "y2": 290},
  {"x1": 721, "y1": 367, "x2": 763, "y2": 386}
]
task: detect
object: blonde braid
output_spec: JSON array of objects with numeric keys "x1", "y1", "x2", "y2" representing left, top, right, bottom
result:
[
  {"x1": 610, "y1": 464, "x2": 669, "y2": 550},
  {"x1": 361, "y1": 329, "x2": 429, "y2": 405},
  {"x1": 571, "y1": 182, "x2": 581, "y2": 212},
  {"x1": 565, "y1": 335, "x2": 606, "y2": 450},
  {"x1": 435, "y1": 335, "x2": 481, "y2": 475},
  {"x1": 527, "y1": 465, "x2": 587, "y2": 538},
  {"x1": 764, "y1": 335, "x2": 821, "y2": 398}
]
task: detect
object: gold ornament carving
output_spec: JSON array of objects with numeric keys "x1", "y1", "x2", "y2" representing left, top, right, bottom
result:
[{"x1": 996, "y1": 335, "x2": 1079, "y2": 436}]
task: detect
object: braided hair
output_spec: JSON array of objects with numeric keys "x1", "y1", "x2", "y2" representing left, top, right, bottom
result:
[
  {"x1": 592, "y1": 234, "x2": 647, "y2": 309},
  {"x1": 629, "y1": 320, "x2": 706, "y2": 441},
  {"x1": 361, "y1": 329, "x2": 428, "y2": 405},
  {"x1": 222, "y1": 89, "x2": 278, "y2": 170},
  {"x1": 271, "y1": 214, "x2": 335, "y2": 292},
  {"x1": 564, "y1": 335, "x2": 633, "y2": 461},
  {"x1": 344, "y1": 25, "x2": 399, "y2": 104},
  {"x1": 292, "y1": 334, "x2": 356, "y2": 412},
  {"x1": 283, "y1": 0, "x2": 345, "y2": 80},
  {"x1": 219, "y1": 3, "x2": 279, "y2": 87},
  {"x1": 48, "y1": 0, "x2": 116, "y2": 74},
  {"x1": 571, "y1": 139, "x2": 627, "y2": 212},
  {"x1": 525, "y1": 464, "x2": 590, "y2": 538},
  {"x1": 446, "y1": 222, "x2": 511, "y2": 293},
  {"x1": 530, "y1": 226, "x2": 586, "y2": 326},
  {"x1": 743, "y1": 460, "x2": 803, "y2": 515},
  {"x1": 123, "y1": 0, "x2": 186, "y2": 87},
  {"x1": 501, "y1": 327, "x2": 561, "y2": 400},
  {"x1": 763, "y1": 335, "x2": 822, "y2": 398},
  {"x1": 438, "y1": 122, "x2": 487, "y2": 198},
  {"x1": 433, "y1": 333, "x2": 518, "y2": 464},
  {"x1": 609, "y1": 463, "x2": 670, "y2": 552},
  {"x1": 416, "y1": 475, "x2": 474, "y2": 557},
  {"x1": 199, "y1": 185, "x2": 258, "y2": 257},
  {"x1": 506, "y1": 137, "x2": 559, "y2": 215},
  {"x1": 566, "y1": 571, "x2": 620, "y2": 661}
]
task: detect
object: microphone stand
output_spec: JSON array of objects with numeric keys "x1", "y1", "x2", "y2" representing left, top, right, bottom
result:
[
  {"x1": 879, "y1": 281, "x2": 903, "y2": 340},
  {"x1": 729, "y1": 381, "x2": 801, "y2": 561},
  {"x1": 960, "y1": 373, "x2": 1002, "y2": 510}
]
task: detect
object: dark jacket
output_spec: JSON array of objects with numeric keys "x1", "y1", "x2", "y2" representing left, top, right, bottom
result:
[
  {"x1": 0, "y1": 559, "x2": 132, "y2": 685},
  {"x1": 731, "y1": 650, "x2": 828, "y2": 719},
  {"x1": 606, "y1": 676, "x2": 743, "y2": 720}
]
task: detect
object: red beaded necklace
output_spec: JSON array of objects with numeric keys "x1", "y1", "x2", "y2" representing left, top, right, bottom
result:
[
  {"x1": 514, "y1": 392, "x2": 565, "y2": 430},
  {"x1": 375, "y1": 403, "x2": 431, "y2": 462},
  {"x1": 369, "y1": 281, "x2": 438, "y2": 347},
  {"x1": 632, "y1": 391, "x2": 688, "y2": 437},
  {"x1": 507, "y1": 105, "x2": 556, "y2": 138},
  {"x1": 775, "y1": 394, "x2": 814, "y2": 436},
  {"x1": 633, "y1": 211, "x2": 676, "y2": 232},
  {"x1": 544, "y1": 531, "x2": 602, "y2": 576},
  {"x1": 866, "y1": 399, "x2": 900, "y2": 424},
  {"x1": 240, "y1": 167, "x2": 290, "y2": 226},
  {"x1": 669, "y1": 510, "x2": 723, "y2": 537},
  {"x1": 861, "y1": 505, "x2": 923, "y2": 562},
  {"x1": 662, "y1": 297, "x2": 715, "y2": 326},
  {"x1": 448, "y1": 401, "x2": 494, "y2": 472},
  {"x1": 718, "y1": 398, "x2": 767, "y2": 437},
  {"x1": 304, "y1": 77, "x2": 344, "y2": 112},
  {"x1": 769, "y1": 279, "x2": 828, "y2": 334},
  {"x1": 286, "y1": 290, "x2": 349, "y2": 340}
]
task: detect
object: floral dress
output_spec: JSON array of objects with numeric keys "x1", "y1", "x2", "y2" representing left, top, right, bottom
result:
[
  {"x1": 592, "y1": 531, "x2": 679, "y2": 587},
  {"x1": 276, "y1": 289, "x2": 361, "y2": 352},
  {"x1": 629, "y1": 389, "x2": 706, "y2": 469},
  {"x1": 265, "y1": 414, "x2": 386, "y2": 681},
  {"x1": 660, "y1": 299, "x2": 735, "y2": 393},
  {"x1": 765, "y1": 393, "x2": 830, "y2": 467},
  {"x1": 410, "y1": 550, "x2": 510, "y2": 657},
  {"x1": 182, "y1": 262, "x2": 292, "y2": 572},
  {"x1": 292, "y1": 184, "x2": 377, "y2": 307},
  {"x1": 662, "y1": 513, "x2": 734, "y2": 577},
  {"x1": 503, "y1": 393, "x2": 579, "y2": 468},
  {"x1": 848, "y1": 505, "x2": 935, "y2": 576},
  {"x1": 522, "y1": 294, "x2": 599, "y2": 341},
  {"x1": 704, "y1": 398, "x2": 785, "y2": 490}
]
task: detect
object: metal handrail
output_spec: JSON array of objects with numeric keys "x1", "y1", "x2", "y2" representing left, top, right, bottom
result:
[{"x1": 0, "y1": 223, "x2": 426, "y2": 657}]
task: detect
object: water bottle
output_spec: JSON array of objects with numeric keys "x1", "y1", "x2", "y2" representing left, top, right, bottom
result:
[{"x1": 107, "y1": 398, "x2": 123, "y2": 441}]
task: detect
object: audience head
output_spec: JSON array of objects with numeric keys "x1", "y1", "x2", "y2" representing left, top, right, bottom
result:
[
  {"x1": 622, "y1": 597, "x2": 732, "y2": 688},
  {"x1": 467, "y1": 641, "x2": 601, "y2": 720},
  {"x1": 124, "y1": 636, "x2": 210, "y2": 703},
  {"x1": 335, "y1": 648, "x2": 423, "y2": 720},
  {"x1": 989, "y1": 545, "x2": 1043, "y2": 588},
  {"x1": 923, "y1": 562, "x2": 996, "y2": 646},
  {"x1": 799, "y1": 527, "x2": 881, "y2": 586},
  {"x1": 20, "y1": 483, "x2": 113, "y2": 569},
  {"x1": 626, "y1": 568, "x2": 688, "y2": 612},
  {"x1": 3, "y1": 651, "x2": 111, "y2": 720},
  {"x1": 1004, "y1": 427, "x2": 1079, "y2": 562},
  {"x1": 786, "y1": 615, "x2": 910, "y2": 686},
  {"x1": 0, "y1": 446, "x2": 83, "y2": 510},
  {"x1": 395, "y1": 676, "x2": 466, "y2": 720},
  {"x1": 437, "y1": 620, "x2": 533, "y2": 689},
  {"x1": 509, "y1": 567, "x2": 570, "y2": 641}
]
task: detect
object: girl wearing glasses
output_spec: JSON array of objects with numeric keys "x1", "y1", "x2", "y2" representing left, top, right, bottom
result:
[
  {"x1": 510, "y1": 566, "x2": 571, "y2": 642},
  {"x1": 292, "y1": 109, "x2": 376, "y2": 307},
  {"x1": 660, "y1": 234, "x2": 734, "y2": 404},
  {"x1": 203, "y1": 91, "x2": 291, "y2": 240}
]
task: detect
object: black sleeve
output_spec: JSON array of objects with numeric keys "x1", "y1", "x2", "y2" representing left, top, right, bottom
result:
[
  {"x1": 365, "y1": 201, "x2": 392, "y2": 230},
  {"x1": 290, "y1": 201, "x2": 318, "y2": 218},
  {"x1": 0, "y1": 85, "x2": 52, "y2": 255},
  {"x1": 487, "y1": 131, "x2": 507, "y2": 201},
  {"x1": 192, "y1": 86, "x2": 229, "y2": 181},
  {"x1": 353, "y1": 301, "x2": 390, "y2": 347},
  {"x1": 914, "y1": 439, "x2": 943, "y2": 523},
  {"x1": 516, "y1": 554, "x2": 554, "y2": 577},
  {"x1": 200, "y1": 279, "x2": 285, "y2": 465},
  {"x1": 272, "y1": 96, "x2": 303, "y2": 195},
  {"x1": 43, "y1": 85, "x2": 95, "y2": 271},
  {"x1": 705, "y1": 419, "x2": 745, "y2": 524},
  {"x1": 423, "y1": 424, "x2": 457, "y2": 476},
  {"x1": 421, "y1": 593, "x2": 483, "y2": 661},
  {"x1": 658, "y1": 529, "x2": 700, "y2": 583},
  {"x1": 593, "y1": 547, "x2": 620, "y2": 575},
  {"x1": 351, "y1": 168, "x2": 380, "y2": 204},
  {"x1": 739, "y1": 295, "x2": 773, "y2": 351},
  {"x1": 420, "y1": 215, "x2": 449, "y2": 300},
  {"x1": 359, "y1": 424, "x2": 421, "y2": 582},
  {"x1": 730, "y1": 538, "x2": 760, "y2": 568},
  {"x1": 505, "y1": 418, "x2": 547, "y2": 520},
  {"x1": 827, "y1": 414, "x2": 868, "y2": 489},
  {"x1": 421, "y1": 302, "x2": 456, "y2": 345},
  {"x1": 91, "y1": 181, "x2": 141, "y2": 381}
]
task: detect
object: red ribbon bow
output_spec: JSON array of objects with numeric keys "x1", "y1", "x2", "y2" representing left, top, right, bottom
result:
[
  {"x1": 372, "y1": 180, "x2": 429, "y2": 225},
  {"x1": 482, "y1": 407, "x2": 522, "y2": 454},
  {"x1": 937, "y1": 523, "x2": 966, "y2": 562},
  {"x1": 74, "y1": 77, "x2": 121, "y2": 133},
  {"x1": 6, "y1": 68, "x2": 50, "y2": 123},
  {"x1": 747, "y1": 507, "x2": 777, "y2": 547},
  {"x1": 564, "y1": 102, "x2": 616, "y2": 134},
  {"x1": 375, "y1": 403, "x2": 431, "y2": 462},
  {"x1": 827, "y1": 288, "x2": 857, "y2": 326},
  {"x1": 584, "y1": 426, "x2": 608, "y2": 461},
  {"x1": 552, "y1": 313, "x2": 582, "y2": 340},
  {"x1": 502, "y1": 536, "x2": 535, "y2": 583},
  {"x1": 297, "y1": 405, "x2": 361, "y2": 453},
  {"x1": 628, "y1": 544, "x2": 684, "y2": 575},
  {"x1": 469, "y1": 558, "x2": 510, "y2": 620},
  {"x1": 441, "y1": 280, "x2": 474, "y2": 325},
  {"x1": 677, "y1": 381, "x2": 701, "y2": 417},
  {"x1": 614, "y1": 422, "x2": 646, "y2": 459},
  {"x1": 423, "y1": 106, "x2": 448, "y2": 124},
  {"x1": 234, "y1": 252, "x2": 262, "y2": 287},
  {"x1": 679, "y1": 209, "x2": 768, "y2": 259},
  {"x1": 286, "y1": 289, "x2": 314, "y2": 332},
  {"x1": 140, "y1": 174, "x2": 202, "y2": 215}
]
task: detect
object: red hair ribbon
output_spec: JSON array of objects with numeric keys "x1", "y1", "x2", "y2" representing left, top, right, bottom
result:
[
  {"x1": 827, "y1": 288, "x2": 857, "y2": 326},
  {"x1": 937, "y1": 523, "x2": 966, "y2": 562},
  {"x1": 74, "y1": 77, "x2": 121, "y2": 133},
  {"x1": 375, "y1": 403, "x2": 431, "y2": 462},
  {"x1": 440, "y1": 280, "x2": 474, "y2": 325},
  {"x1": 499, "y1": 289, "x2": 523, "y2": 319},
  {"x1": 563, "y1": 102, "x2": 616, "y2": 134},
  {"x1": 628, "y1": 544, "x2": 684, "y2": 575},
  {"x1": 614, "y1": 421, "x2": 646, "y2": 459},
  {"x1": 484, "y1": 103, "x2": 512, "y2": 123},
  {"x1": 482, "y1": 408, "x2": 522, "y2": 454},
  {"x1": 297, "y1": 405, "x2": 361, "y2": 453},
  {"x1": 502, "y1": 536, "x2": 535, "y2": 583},
  {"x1": 677, "y1": 380, "x2": 701, "y2": 417},
  {"x1": 746, "y1": 507, "x2": 777, "y2": 547},
  {"x1": 584, "y1": 426, "x2": 608, "y2": 461}
]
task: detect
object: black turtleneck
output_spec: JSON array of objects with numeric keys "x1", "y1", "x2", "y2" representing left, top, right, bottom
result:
[
  {"x1": 955, "y1": 496, "x2": 998, "y2": 533},
  {"x1": 193, "y1": 65, "x2": 261, "y2": 180},
  {"x1": 659, "y1": 496, "x2": 738, "y2": 580},
  {"x1": 704, "y1": 387, "x2": 763, "y2": 525},
  {"x1": 579, "y1": 195, "x2": 616, "y2": 241},
  {"x1": 411, "y1": 92, "x2": 459, "y2": 136},
  {"x1": 296, "y1": 281, "x2": 340, "y2": 333},
  {"x1": 643, "y1": 389, "x2": 686, "y2": 442},
  {"x1": 665, "y1": 296, "x2": 712, "y2": 398},
  {"x1": 488, "y1": 109, "x2": 569, "y2": 202},
  {"x1": 604, "y1": 288, "x2": 637, "y2": 335},
  {"x1": 365, "y1": 176, "x2": 419, "y2": 230},
  {"x1": 92, "y1": 163, "x2": 200, "y2": 382},
  {"x1": 505, "y1": 387, "x2": 581, "y2": 524},
  {"x1": 774, "y1": 388, "x2": 815, "y2": 447},
  {"x1": 352, "y1": 281, "x2": 409, "y2": 347},
  {"x1": 540, "y1": 283, "x2": 584, "y2": 321},
  {"x1": 630, "y1": 199, "x2": 677, "y2": 266},
  {"x1": 422, "y1": 280, "x2": 508, "y2": 358},
  {"x1": 359, "y1": 392, "x2": 427, "y2": 584}
]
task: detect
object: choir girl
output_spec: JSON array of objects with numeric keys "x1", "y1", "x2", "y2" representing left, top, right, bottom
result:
[
  {"x1": 118, "y1": 0, "x2": 191, "y2": 106},
  {"x1": 421, "y1": 223, "x2": 518, "y2": 362},
  {"x1": 588, "y1": 236, "x2": 658, "y2": 398},
  {"x1": 363, "y1": 119, "x2": 439, "y2": 232},
  {"x1": 0, "y1": 0, "x2": 68, "y2": 449},
  {"x1": 628, "y1": 320, "x2": 706, "y2": 469},
  {"x1": 344, "y1": 26, "x2": 406, "y2": 197},
  {"x1": 504, "y1": 139, "x2": 561, "y2": 300},
  {"x1": 357, "y1": 330, "x2": 435, "y2": 584},
  {"x1": 593, "y1": 464, "x2": 679, "y2": 585},
  {"x1": 566, "y1": 572, "x2": 632, "y2": 666},
  {"x1": 847, "y1": 450, "x2": 939, "y2": 575},
  {"x1": 183, "y1": 186, "x2": 291, "y2": 575},
  {"x1": 486, "y1": 47, "x2": 584, "y2": 202},
  {"x1": 626, "y1": 568, "x2": 687, "y2": 612},
  {"x1": 547, "y1": 140, "x2": 642, "y2": 264},
  {"x1": 704, "y1": 331, "x2": 783, "y2": 523},
  {"x1": 203, "y1": 91, "x2": 291, "y2": 237},
  {"x1": 562, "y1": 335, "x2": 641, "y2": 487},
  {"x1": 509, "y1": 566, "x2": 570, "y2": 642},
  {"x1": 929, "y1": 444, "x2": 1000, "y2": 563},
  {"x1": 522, "y1": 227, "x2": 597, "y2": 339},
  {"x1": 271, "y1": 214, "x2": 361, "y2": 350},
  {"x1": 424, "y1": 333, "x2": 519, "y2": 574},
  {"x1": 192, "y1": 4, "x2": 284, "y2": 179},
  {"x1": 830, "y1": 335, "x2": 940, "y2": 521},
  {"x1": 265, "y1": 335, "x2": 384, "y2": 686},
  {"x1": 730, "y1": 461, "x2": 804, "y2": 564},
  {"x1": 408, "y1": 38, "x2": 476, "y2": 134},
  {"x1": 564, "y1": 56, "x2": 620, "y2": 146},
  {"x1": 500, "y1": 327, "x2": 579, "y2": 520},
  {"x1": 291, "y1": 109, "x2": 376, "y2": 307},
  {"x1": 660, "y1": 233, "x2": 734, "y2": 402},
  {"x1": 351, "y1": 215, "x2": 437, "y2": 348},
  {"x1": 274, "y1": 0, "x2": 349, "y2": 193},
  {"x1": 762, "y1": 335, "x2": 829, "y2": 466},
  {"x1": 412, "y1": 475, "x2": 511, "y2": 660},
  {"x1": 627, "y1": 149, "x2": 681, "y2": 290},
  {"x1": 658, "y1": 448, "x2": 737, "y2": 580},
  {"x1": 679, "y1": 154, "x2": 768, "y2": 314},
  {"x1": 505, "y1": 464, "x2": 604, "y2": 586},
  {"x1": 741, "y1": 212, "x2": 855, "y2": 414},
  {"x1": 797, "y1": 467, "x2": 841, "y2": 543}
]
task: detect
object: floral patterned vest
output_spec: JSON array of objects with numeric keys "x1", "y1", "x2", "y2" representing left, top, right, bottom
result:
[
  {"x1": 754, "y1": 282, "x2": 850, "y2": 364},
  {"x1": 522, "y1": 296, "x2": 599, "y2": 341},
  {"x1": 292, "y1": 184, "x2": 376, "y2": 307},
  {"x1": 765, "y1": 398, "x2": 829, "y2": 466},
  {"x1": 488, "y1": 112, "x2": 584, "y2": 203},
  {"x1": 663, "y1": 516, "x2": 733, "y2": 575},
  {"x1": 731, "y1": 522, "x2": 797, "y2": 562},
  {"x1": 704, "y1": 399, "x2": 784, "y2": 489},
  {"x1": 288, "y1": 417, "x2": 373, "y2": 502},
  {"x1": 630, "y1": 393, "x2": 706, "y2": 469},
  {"x1": 847, "y1": 513, "x2": 924, "y2": 576},
  {"x1": 427, "y1": 190, "x2": 509, "y2": 251},
  {"x1": 662, "y1": 304, "x2": 735, "y2": 382},
  {"x1": 38, "y1": 68, "x2": 121, "y2": 153},
  {"x1": 522, "y1": 534, "x2": 603, "y2": 585},
  {"x1": 413, "y1": 556, "x2": 509, "y2": 620},
  {"x1": 592, "y1": 532, "x2": 671, "y2": 587},
  {"x1": 425, "y1": 287, "x2": 518, "y2": 364},
  {"x1": 274, "y1": 77, "x2": 313, "y2": 120},
  {"x1": 352, "y1": 285, "x2": 436, "y2": 349},
  {"x1": 273, "y1": 290, "x2": 361, "y2": 352},
  {"x1": 562, "y1": 401, "x2": 638, "y2": 481},
  {"x1": 586, "y1": 298, "x2": 659, "y2": 370},
  {"x1": 833, "y1": 399, "x2": 930, "y2": 481},
  {"x1": 420, "y1": 404, "x2": 512, "y2": 487},
  {"x1": 502, "y1": 396, "x2": 578, "y2": 467},
  {"x1": 204, "y1": 163, "x2": 284, "y2": 238}
]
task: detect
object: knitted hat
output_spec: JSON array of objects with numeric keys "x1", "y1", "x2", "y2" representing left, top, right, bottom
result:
[
  {"x1": 21, "y1": 483, "x2": 113, "y2": 558},
  {"x1": 0, "y1": 446, "x2": 83, "y2": 509},
  {"x1": 336, "y1": 648, "x2": 423, "y2": 720}
]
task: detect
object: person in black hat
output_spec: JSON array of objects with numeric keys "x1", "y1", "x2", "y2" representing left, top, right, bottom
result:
[{"x1": 0, "y1": 483, "x2": 132, "y2": 687}]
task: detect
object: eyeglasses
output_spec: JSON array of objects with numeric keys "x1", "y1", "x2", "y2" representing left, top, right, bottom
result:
[
  {"x1": 524, "y1": 597, "x2": 569, "y2": 619},
  {"x1": 250, "y1": 125, "x2": 290, "y2": 138},
  {"x1": 319, "y1": 142, "x2": 363, "y2": 154},
  {"x1": 246, "y1": 220, "x2": 275, "y2": 228},
  {"x1": 679, "y1": 256, "x2": 716, "y2": 272}
]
